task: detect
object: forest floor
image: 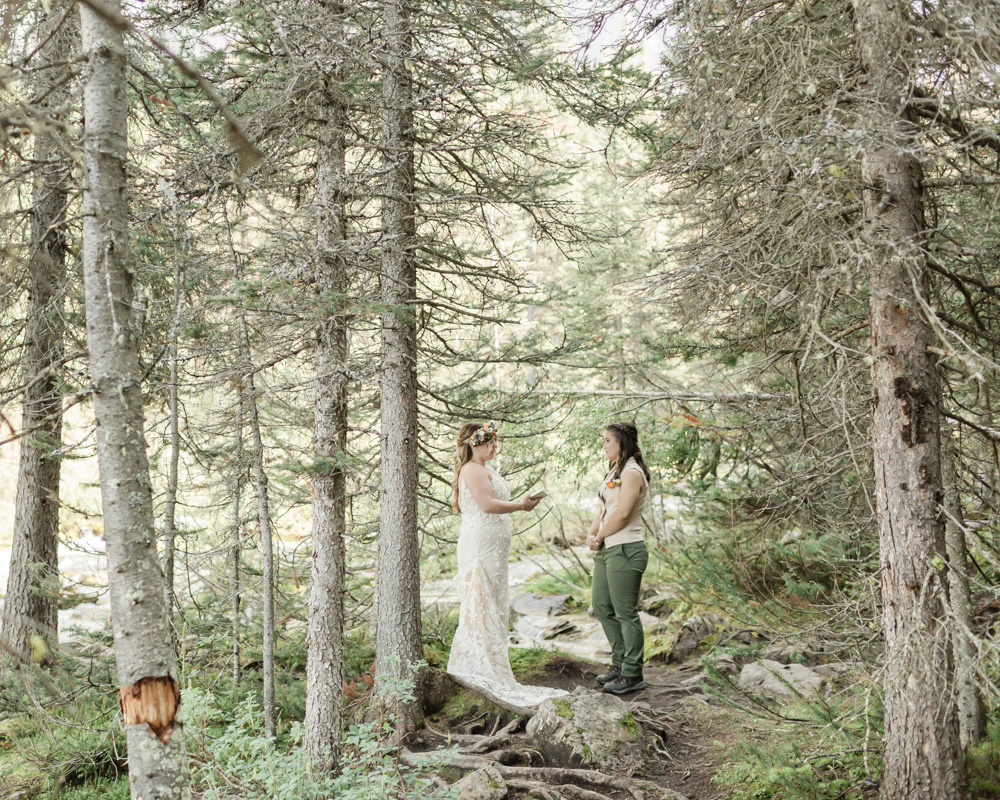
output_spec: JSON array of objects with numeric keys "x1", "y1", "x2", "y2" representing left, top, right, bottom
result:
[{"x1": 419, "y1": 653, "x2": 731, "y2": 800}]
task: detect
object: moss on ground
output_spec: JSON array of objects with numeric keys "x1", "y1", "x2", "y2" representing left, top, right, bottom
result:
[
  {"x1": 434, "y1": 686, "x2": 505, "y2": 725},
  {"x1": 553, "y1": 698, "x2": 574, "y2": 719},
  {"x1": 619, "y1": 711, "x2": 640, "y2": 737},
  {"x1": 508, "y1": 645, "x2": 580, "y2": 682}
]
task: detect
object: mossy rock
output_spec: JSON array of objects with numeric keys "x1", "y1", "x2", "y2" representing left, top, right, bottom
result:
[{"x1": 526, "y1": 686, "x2": 645, "y2": 772}]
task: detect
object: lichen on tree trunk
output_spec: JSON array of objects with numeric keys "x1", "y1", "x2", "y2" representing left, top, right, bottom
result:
[
  {"x1": 305, "y1": 0, "x2": 350, "y2": 770},
  {"x1": 375, "y1": 0, "x2": 424, "y2": 731},
  {"x1": 80, "y1": 3, "x2": 189, "y2": 798},
  {"x1": 855, "y1": 0, "x2": 964, "y2": 795},
  {"x1": 1, "y1": 0, "x2": 74, "y2": 662}
]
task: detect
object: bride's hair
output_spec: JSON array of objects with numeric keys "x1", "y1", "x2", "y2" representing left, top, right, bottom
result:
[
  {"x1": 606, "y1": 421, "x2": 651, "y2": 483},
  {"x1": 452, "y1": 421, "x2": 485, "y2": 512}
]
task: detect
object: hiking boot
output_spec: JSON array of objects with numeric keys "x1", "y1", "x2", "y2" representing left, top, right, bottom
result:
[
  {"x1": 603, "y1": 674, "x2": 646, "y2": 695},
  {"x1": 595, "y1": 666, "x2": 621, "y2": 686}
]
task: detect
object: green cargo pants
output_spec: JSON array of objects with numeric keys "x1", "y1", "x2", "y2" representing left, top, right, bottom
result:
[{"x1": 591, "y1": 541, "x2": 649, "y2": 677}]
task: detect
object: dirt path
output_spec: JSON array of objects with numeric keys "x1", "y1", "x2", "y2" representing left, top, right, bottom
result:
[
  {"x1": 423, "y1": 655, "x2": 726, "y2": 800},
  {"x1": 542, "y1": 657, "x2": 723, "y2": 800}
]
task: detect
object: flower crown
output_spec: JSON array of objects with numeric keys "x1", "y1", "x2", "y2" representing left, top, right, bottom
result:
[{"x1": 468, "y1": 420, "x2": 499, "y2": 446}]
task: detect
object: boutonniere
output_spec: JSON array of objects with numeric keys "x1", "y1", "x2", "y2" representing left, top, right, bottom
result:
[{"x1": 606, "y1": 478, "x2": 621, "y2": 489}]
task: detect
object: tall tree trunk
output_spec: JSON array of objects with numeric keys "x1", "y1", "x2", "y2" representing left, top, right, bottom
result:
[
  {"x1": 162, "y1": 265, "x2": 185, "y2": 617},
  {"x1": 1, "y1": 2, "x2": 74, "y2": 661},
  {"x1": 231, "y1": 392, "x2": 244, "y2": 688},
  {"x1": 305, "y1": 0, "x2": 350, "y2": 772},
  {"x1": 79, "y1": 4, "x2": 189, "y2": 798},
  {"x1": 856, "y1": 1, "x2": 963, "y2": 796},
  {"x1": 238, "y1": 310, "x2": 277, "y2": 739},
  {"x1": 376, "y1": 0, "x2": 423, "y2": 730},
  {"x1": 942, "y1": 424, "x2": 985, "y2": 747}
]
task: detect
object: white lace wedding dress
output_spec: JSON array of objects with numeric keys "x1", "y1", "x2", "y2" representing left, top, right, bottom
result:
[{"x1": 447, "y1": 466, "x2": 569, "y2": 707}]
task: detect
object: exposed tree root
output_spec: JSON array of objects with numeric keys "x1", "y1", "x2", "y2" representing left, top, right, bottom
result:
[
  {"x1": 463, "y1": 716, "x2": 523, "y2": 753},
  {"x1": 403, "y1": 750, "x2": 664, "y2": 799},
  {"x1": 506, "y1": 778, "x2": 613, "y2": 800},
  {"x1": 447, "y1": 674, "x2": 536, "y2": 718}
]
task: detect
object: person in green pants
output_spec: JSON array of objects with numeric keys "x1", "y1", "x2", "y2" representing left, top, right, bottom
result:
[{"x1": 587, "y1": 421, "x2": 651, "y2": 695}]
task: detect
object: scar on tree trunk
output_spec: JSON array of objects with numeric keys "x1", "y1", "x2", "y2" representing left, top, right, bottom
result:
[{"x1": 120, "y1": 676, "x2": 181, "y2": 744}]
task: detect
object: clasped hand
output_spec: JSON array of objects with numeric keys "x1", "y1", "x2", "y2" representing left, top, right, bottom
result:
[{"x1": 587, "y1": 532, "x2": 602, "y2": 551}]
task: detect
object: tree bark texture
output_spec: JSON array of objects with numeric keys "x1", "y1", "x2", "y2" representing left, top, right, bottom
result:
[
  {"x1": 1, "y1": 3, "x2": 74, "y2": 661},
  {"x1": 376, "y1": 0, "x2": 424, "y2": 721},
  {"x1": 856, "y1": 1, "x2": 963, "y2": 796},
  {"x1": 305, "y1": 4, "x2": 350, "y2": 772},
  {"x1": 941, "y1": 425, "x2": 985, "y2": 748},
  {"x1": 79, "y1": 4, "x2": 190, "y2": 798}
]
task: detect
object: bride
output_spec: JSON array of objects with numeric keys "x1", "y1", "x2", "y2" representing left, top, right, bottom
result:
[{"x1": 447, "y1": 421, "x2": 569, "y2": 706}]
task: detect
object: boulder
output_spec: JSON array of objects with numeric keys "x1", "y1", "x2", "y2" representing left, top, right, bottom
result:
[
  {"x1": 739, "y1": 659, "x2": 828, "y2": 700},
  {"x1": 526, "y1": 686, "x2": 644, "y2": 772},
  {"x1": 454, "y1": 765, "x2": 507, "y2": 800},
  {"x1": 668, "y1": 614, "x2": 732, "y2": 662}
]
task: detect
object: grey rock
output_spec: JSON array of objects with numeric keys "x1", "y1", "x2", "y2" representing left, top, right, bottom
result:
[
  {"x1": 526, "y1": 686, "x2": 645, "y2": 772},
  {"x1": 455, "y1": 765, "x2": 507, "y2": 800},
  {"x1": 759, "y1": 638, "x2": 831, "y2": 666},
  {"x1": 511, "y1": 593, "x2": 571, "y2": 617},
  {"x1": 642, "y1": 593, "x2": 675, "y2": 617},
  {"x1": 639, "y1": 611, "x2": 662, "y2": 629},
  {"x1": 739, "y1": 659, "x2": 828, "y2": 700},
  {"x1": 710, "y1": 653, "x2": 739, "y2": 675},
  {"x1": 668, "y1": 614, "x2": 731, "y2": 662},
  {"x1": 813, "y1": 662, "x2": 862, "y2": 682},
  {"x1": 545, "y1": 528, "x2": 587, "y2": 548},
  {"x1": 512, "y1": 615, "x2": 577, "y2": 640}
]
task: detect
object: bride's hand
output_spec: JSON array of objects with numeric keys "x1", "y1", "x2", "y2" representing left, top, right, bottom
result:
[{"x1": 520, "y1": 495, "x2": 541, "y2": 512}]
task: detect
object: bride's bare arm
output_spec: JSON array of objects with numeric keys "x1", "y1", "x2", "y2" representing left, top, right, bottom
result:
[{"x1": 462, "y1": 463, "x2": 539, "y2": 514}]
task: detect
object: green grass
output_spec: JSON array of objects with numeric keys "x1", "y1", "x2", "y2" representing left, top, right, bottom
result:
[
  {"x1": 57, "y1": 777, "x2": 130, "y2": 800},
  {"x1": 523, "y1": 569, "x2": 590, "y2": 597},
  {"x1": 968, "y1": 719, "x2": 1000, "y2": 799},
  {"x1": 509, "y1": 645, "x2": 571, "y2": 681}
]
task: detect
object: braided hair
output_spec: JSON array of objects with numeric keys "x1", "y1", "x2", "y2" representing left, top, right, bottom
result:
[{"x1": 605, "y1": 421, "x2": 651, "y2": 483}]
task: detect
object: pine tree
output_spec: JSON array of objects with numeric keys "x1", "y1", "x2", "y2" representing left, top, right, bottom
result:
[
  {"x1": 1, "y1": 1, "x2": 75, "y2": 661},
  {"x1": 79, "y1": 2, "x2": 189, "y2": 796}
]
